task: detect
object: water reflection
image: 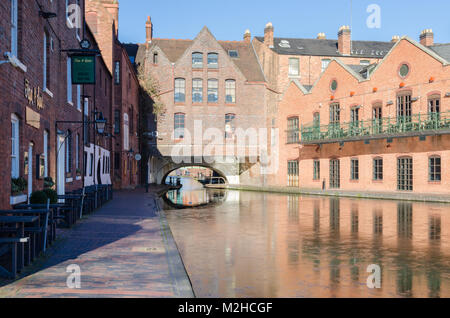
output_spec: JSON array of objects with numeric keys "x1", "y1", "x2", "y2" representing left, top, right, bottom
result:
[
  {"x1": 163, "y1": 189, "x2": 450, "y2": 298},
  {"x1": 165, "y1": 178, "x2": 227, "y2": 208}
]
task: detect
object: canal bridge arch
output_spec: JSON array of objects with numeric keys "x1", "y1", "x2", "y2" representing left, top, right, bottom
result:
[{"x1": 149, "y1": 156, "x2": 240, "y2": 185}]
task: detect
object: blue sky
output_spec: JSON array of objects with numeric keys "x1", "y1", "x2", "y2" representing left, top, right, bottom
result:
[{"x1": 118, "y1": 0, "x2": 450, "y2": 44}]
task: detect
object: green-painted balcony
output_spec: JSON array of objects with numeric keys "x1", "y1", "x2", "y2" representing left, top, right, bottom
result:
[{"x1": 299, "y1": 112, "x2": 450, "y2": 145}]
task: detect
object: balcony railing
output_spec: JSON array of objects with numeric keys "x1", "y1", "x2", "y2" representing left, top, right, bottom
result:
[{"x1": 301, "y1": 112, "x2": 450, "y2": 144}]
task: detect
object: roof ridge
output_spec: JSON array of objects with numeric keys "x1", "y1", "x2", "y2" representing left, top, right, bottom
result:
[{"x1": 153, "y1": 38, "x2": 192, "y2": 41}]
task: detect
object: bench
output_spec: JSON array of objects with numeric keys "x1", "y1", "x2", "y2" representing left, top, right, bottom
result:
[{"x1": 0, "y1": 237, "x2": 30, "y2": 279}]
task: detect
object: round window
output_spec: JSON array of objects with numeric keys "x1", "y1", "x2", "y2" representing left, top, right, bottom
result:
[
  {"x1": 330, "y1": 80, "x2": 338, "y2": 92},
  {"x1": 399, "y1": 64, "x2": 410, "y2": 78}
]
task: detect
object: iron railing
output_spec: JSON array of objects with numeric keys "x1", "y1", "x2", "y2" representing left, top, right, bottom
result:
[{"x1": 300, "y1": 112, "x2": 450, "y2": 144}]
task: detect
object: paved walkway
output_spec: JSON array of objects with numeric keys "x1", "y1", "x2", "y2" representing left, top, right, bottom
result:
[{"x1": 0, "y1": 188, "x2": 194, "y2": 298}]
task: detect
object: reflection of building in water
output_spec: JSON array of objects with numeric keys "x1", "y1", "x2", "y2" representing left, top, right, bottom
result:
[
  {"x1": 165, "y1": 191, "x2": 450, "y2": 298},
  {"x1": 274, "y1": 196, "x2": 450, "y2": 298}
]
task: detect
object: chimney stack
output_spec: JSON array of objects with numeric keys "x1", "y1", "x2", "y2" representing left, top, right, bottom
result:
[
  {"x1": 338, "y1": 25, "x2": 351, "y2": 55},
  {"x1": 244, "y1": 29, "x2": 251, "y2": 43},
  {"x1": 146, "y1": 16, "x2": 153, "y2": 45},
  {"x1": 317, "y1": 33, "x2": 326, "y2": 40},
  {"x1": 264, "y1": 22, "x2": 274, "y2": 48},
  {"x1": 420, "y1": 29, "x2": 434, "y2": 46},
  {"x1": 103, "y1": 2, "x2": 119, "y2": 36},
  {"x1": 391, "y1": 35, "x2": 400, "y2": 43}
]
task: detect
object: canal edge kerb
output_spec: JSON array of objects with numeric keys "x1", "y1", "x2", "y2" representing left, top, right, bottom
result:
[{"x1": 153, "y1": 195, "x2": 196, "y2": 298}]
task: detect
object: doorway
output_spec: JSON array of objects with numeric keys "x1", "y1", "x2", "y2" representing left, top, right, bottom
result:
[{"x1": 57, "y1": 135, "x2": 66, "y2": 200}]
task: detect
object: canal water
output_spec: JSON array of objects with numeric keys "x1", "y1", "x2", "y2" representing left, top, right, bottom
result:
[{"x1": 163, "y1": 178, "x2": 450, "y2": 298}]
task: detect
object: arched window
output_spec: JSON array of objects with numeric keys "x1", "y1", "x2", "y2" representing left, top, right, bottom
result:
[
  {"x1": 207, "y1": 53, "x2": 218, "y2": 68},
  {"x1": 225, "y1": 80, "x2": 236, "y2": 103},
  {"x1": 192, "y1": 78, "x2": 203, "y2": 103},
  {"x1": 287, "y1": 117, "x2": 299, "y2": 144},
  {"x1": 11, "y1": 114, "x2": 20, "y2": 179},
  {"x1": 428, "y1": 94, "x2": 441, "y2": 123},
  {"x1": 174, "y1": 113, "x2": 185, "y2": 139},
  {"x1": 373, "y1": 157, "x2": 383, "y2": 181},
  {"x1": 207, "y1": 79, "x2": 218, "y2": 103},
  {"x1": 174, "y1": 78, "x2": 185, "y2": 103},
  {"x1": 429, "y1": 156, "x2": 441, "y2": 182},
  {"x1": 66, "y1": 130, "x2": 73, "y2": 174},
  {"x1": 397, "y1": 91, "x2": 412, "y2": 122},
  {"x1": 192, "y1": 52, "x2": 203, "y2": 68},
  {"x1": 225, "y1": 114, "x2": 236, "y2": 139},
  {"x1": 397, "y1": 157, "x2": 413, "y2": 191}
]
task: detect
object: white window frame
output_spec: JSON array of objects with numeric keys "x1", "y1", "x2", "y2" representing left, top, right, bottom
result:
[
  {"x1": 76, "y1": 85, "x2": 81, "y2": 110},
  {"x1": 123, "y1": 113, "x2": 129, "y2": 150},
  {"x1": 43, "y1": 130, "x2": 48, "y2": 177},
  {"x1": 67, "y1": 58, "x2": 73, "y2": 103},
  {"x1": 321, "y1": 59, "x2": 330, "y2": 73},
  {"x1": 11, "y1": 114, "x2": 20, "y2": 179},
  {"x1": 75, "y1": 134, "x2": 79, "y2": 170},
  {"x1": 11, "y1": 0, "x2": 18, "y2": 57},
  {"x1": 43, "y1": 32, "x2": 48, "y2": 90},
  {"x1": 289, "y1": 58, "x2": 300, "y2": 77}
]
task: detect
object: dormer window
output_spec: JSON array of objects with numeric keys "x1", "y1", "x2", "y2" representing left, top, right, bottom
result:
[
  {"x1": 208, "y1": 53, "x2": 218, "y2": 69},
  {"x1": 192, "y1": 52, "x2": 203, "y2": 68},
  {"x1": 228, "y1": 50, "x2": 239, "y2": 58}
]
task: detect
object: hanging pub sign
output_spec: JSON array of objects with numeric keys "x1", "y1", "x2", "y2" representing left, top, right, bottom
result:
[{"x1": 71, "y1": 55, "x2": 96, "y2": 84}]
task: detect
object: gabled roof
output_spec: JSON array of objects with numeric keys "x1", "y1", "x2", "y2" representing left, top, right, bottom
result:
[
  {"x1": 128, "y1": 30, "x2": 266, "y2": 82},
  {"x1": 430, "y1": 43, "x2": 450, "y2": 62},
  {"x1": 255, "y1": 36, "x2": 394, "y2": 59}
]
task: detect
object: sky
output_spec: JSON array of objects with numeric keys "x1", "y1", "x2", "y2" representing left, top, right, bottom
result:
[{"x1": 118, "y1": 0, "x2": 450, "y2": 44}]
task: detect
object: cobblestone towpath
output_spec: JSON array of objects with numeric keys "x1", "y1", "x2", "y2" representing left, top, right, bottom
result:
[{"x1": 0, "y1": 188, "x2": 194, "y2": 298}]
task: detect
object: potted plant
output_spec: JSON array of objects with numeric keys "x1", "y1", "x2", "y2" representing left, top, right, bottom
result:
[
  {"x1": 44, "y1": 177, "x2": 55, "y2": 189},
  {"x1": 43, "y1": 188, "x2": 58, "y2": 204},
  {"x1": 11, "y1": 177, "x2": 27, "y2": 196},
  {"x1": 30, "y1": 191, "x2": 49, "y2": 204}
]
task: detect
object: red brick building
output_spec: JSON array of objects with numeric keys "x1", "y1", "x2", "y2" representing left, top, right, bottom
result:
[
  {"x1": 85, "y1": 0, "x2": 140, "y2": 189},
  {"x1": 0, "y1": 0, "x2": 114, "y2": 209},
  {"x1": 277, "y1": 31, "x2": 450, "y2": 197},
  {"x1": 128, "y1": 19, "x2": 271, "y2": 185}
]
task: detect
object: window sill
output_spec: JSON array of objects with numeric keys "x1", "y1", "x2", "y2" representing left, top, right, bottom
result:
[
  {"x1": 10, "y1": 194, "x2": 28, "y2": 205},
  {"x1": 192, "y1": 103, "x2": 204, "y2": 106},
  {"x1": 428, "y1": 181, "x2": 442, "y2": 185},
  {"x1": 192, "y1": 67, "x2": 203, "y2": 71},
  {"x1": 44, "y1": 88, "x2": 54, "y2": 98},
  {"x1": 207, "y1": 103, "x2": 219, "y2": 106},
  {"x1": 174, "y1": 103, "x2": 185, "y2": 106},
  {"x1": 207, "y1": 68, "x2": 219, "y2": 72},
  {"x1": 6, "y1": 54, "x2": 27, "y2": 73},
  {"x1": 372, "y1": 180, "x2": 384, "y2": 183},
  {"x1": 225, "y1": 103, "x2": 236, "y2": 106},
  {"x1": 288, "y1": 75, "x2": 300, "y2": 79},
  {"x1": 67, "y1": 101, "x2": 74, "y2": 107}
]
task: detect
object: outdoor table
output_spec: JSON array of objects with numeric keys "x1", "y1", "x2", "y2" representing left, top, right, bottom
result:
[
  {"x1": 0, "y1": 215, "x2": 39, "y2": 273},
  {"x1": 14, "y1": 204, "x2": 65, "y2": 244},
  {"x1": 0, "y1": 209, "x2": 49, "y2": 255},
  {"x1": 58, "y1": 195, "x2": 85, "y2": 222}
]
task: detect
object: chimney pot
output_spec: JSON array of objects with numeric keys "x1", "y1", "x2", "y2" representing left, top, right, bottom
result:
[
  {"x1": 420, "y1": 29, "x2": 434, "y2": 46},
  {"x1": 317, "y1": 33, "x2": 326, "y2": 40},
  {"x1": 391, "y1": 35, "x2": 400, "y2": 43},
  {"x1": 146, "y1": 16, "x2": 153, "y2": 44},
  {"x1": 244, "y1": 29, "x2": 251, "y2": 43},
  {"x1": 338, "y1": 25, "x2": 351, "y2": 55},
  {"x1": 264, "y1": 22, "x2": 274, "y2": 48}
]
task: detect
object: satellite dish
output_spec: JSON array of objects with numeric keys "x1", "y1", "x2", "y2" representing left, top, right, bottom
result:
[{"x1": 135, "y1": 154, "x2": 142, "y2": 161}]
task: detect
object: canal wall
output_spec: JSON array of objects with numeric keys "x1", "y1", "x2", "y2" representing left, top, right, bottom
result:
[{"x1": 223, "y1": 184, "x2": 450, "y2": 204}]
